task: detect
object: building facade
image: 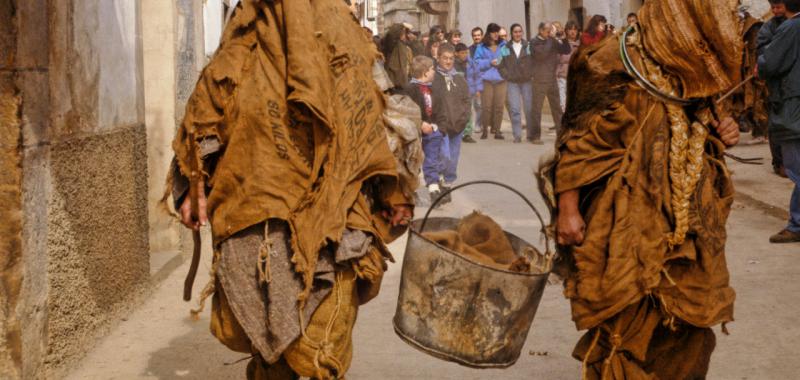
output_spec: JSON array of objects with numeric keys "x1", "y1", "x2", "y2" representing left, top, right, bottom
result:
[
  {"x1": 379, "y1": 0, "x2": 646, "y2": 37},
  {"x1": 0, "y1": 0, "x2": 225, "y2": 378},
  {"x1": 379, "y1": 0, "x2": 772, "y2": 38}
]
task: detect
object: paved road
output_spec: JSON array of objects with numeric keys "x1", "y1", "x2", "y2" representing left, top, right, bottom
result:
[{"x1": 67, "y1": 128, "x2": 800, "y2": 380}]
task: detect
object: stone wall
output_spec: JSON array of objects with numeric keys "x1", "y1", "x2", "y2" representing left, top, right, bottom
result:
[
  {"x1": 0, "y1": 2, "x2": 23, "y2": 373},
  {"x1": 45, "y1": 0, "x2": 150, "y2": 376},
  {"x1": 0, "y1": 0, "x2": 151, "y2": 378}
]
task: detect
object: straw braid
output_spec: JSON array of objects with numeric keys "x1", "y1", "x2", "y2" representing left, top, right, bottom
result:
[{"x1": 636, "y1": 40, "x2": 707, "y2": 248}]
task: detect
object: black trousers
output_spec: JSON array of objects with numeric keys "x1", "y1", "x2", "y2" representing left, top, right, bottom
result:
[{"x1": 531, "y1": 80, "x2": 563, "y2": 140}]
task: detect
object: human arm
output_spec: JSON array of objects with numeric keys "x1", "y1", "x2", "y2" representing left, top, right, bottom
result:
[
  {"x1": 466, "y1": 59, "x2": 483, "y2": 95},
  {"x1": 756, "y1": 18, "x2": 778, "y2": 56},
  {"x1": 170, "y1": 39, "x2": 248, "y2": 230},
  {"x1": 497, "y1": 46, "x2": 511, "y2": 80},
  {"x1": 757, "y1": 22, "x2": 798, "y2": 79},
  {"x1": 473, "y1": 47, "x2": 494, "y2": 71}
]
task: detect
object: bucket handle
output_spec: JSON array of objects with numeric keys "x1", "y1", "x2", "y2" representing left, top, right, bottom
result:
[{"x1": 418, "y1": 180, "x2": 551, "y2": 255}]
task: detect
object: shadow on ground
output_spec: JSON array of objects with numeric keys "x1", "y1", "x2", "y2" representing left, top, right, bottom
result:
[{"x1": 144, "y1": 316, "x2": 243, "y2": 379}]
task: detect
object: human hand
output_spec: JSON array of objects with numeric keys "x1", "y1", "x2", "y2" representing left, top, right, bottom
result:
[
  {"x1": 712, "y1": 116, "x2": 740, "y2": 147},
  {"x1": 557, "y1": 209, "x2": 586, "y2": 246},
  {"x1": 421, "y1": 122, "x2": 434, "y2": 135},
  {"x1": 475, "y1": 91, "x2": 481, "y2": 98},
  {"x1": 491, "y1": 59, "x2": 498, "y2": 67},
  {"x1": 383, "y1": 205, "x2": 413, "y2": 226},
  {"x1": 179, "y1": 178, "x2": 208, "y2": 231}
]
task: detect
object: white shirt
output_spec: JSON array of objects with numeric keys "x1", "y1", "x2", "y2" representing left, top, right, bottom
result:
[{"x1": 512, "y1": 41, "x2": 523, "y2": 57}]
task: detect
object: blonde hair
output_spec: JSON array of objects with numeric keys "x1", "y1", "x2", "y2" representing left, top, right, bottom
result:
[{"x1": 411, "y1": 55, "x2": 434, "y2": 79}]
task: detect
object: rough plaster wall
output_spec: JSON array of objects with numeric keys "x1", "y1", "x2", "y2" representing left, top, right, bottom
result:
[{"x1": 45, "y1": 125, "x2": 150, "y2": 374}]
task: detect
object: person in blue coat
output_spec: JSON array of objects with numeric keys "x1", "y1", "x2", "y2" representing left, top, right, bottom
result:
[
  {"x1": 758, "y1": 0, "x2": 800, "y2": 243},
  {"x1": 469, "y1": 23, "x2": 507, "y2": 139}
]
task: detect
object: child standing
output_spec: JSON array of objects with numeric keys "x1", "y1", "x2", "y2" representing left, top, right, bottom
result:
[{"x1": 402, "y1": 56, "x2": 445, "y2": 202}]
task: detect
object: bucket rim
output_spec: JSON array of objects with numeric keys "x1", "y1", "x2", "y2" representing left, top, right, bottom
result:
[
  {"x1": 408, "y1": 218, "x2": 552, "y2": 278},
  {"x1": 392, "y1": 318, "x2": 519, "y2": 369}
]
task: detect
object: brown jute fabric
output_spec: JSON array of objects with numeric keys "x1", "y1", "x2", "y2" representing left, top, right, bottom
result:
[
  {"x1": 423, "y1": 212, "x2": 530, "y2": 272},
  {"x1": 171, "y1": 0, "x2": 404, "y2": 303},
  {"x1": 552, "y1": 0, "x2": 739, "y2": 333},
  {"x1": 574, "y1": 298, "x2": 716, "y2": 380},
  {"x1": 537, "y1": 2, "x2": 743, "y2": 377}
]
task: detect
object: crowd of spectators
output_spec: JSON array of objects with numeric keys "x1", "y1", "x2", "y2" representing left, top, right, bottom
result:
[{"x1": 371, "y1": 15, "x2": 626, "y2": 202}]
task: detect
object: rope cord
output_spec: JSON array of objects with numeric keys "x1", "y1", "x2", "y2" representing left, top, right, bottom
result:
[
  {"x1": 582, "y1": 329, "x2": 602, "y2": 380},
  {"x1": 297, "y1": 270, "x2": 345, "y2": 379}
]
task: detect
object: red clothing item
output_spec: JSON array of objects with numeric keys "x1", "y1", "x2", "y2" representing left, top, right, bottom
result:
[
  {"x1": 580, "y1": 32, "x2": 605, "y2": 46},
  {"x1": 417, "y1": 83, "x2": 433, "y2": 118}
]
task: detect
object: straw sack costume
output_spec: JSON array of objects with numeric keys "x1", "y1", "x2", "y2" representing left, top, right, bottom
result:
[
  {"x1": 539, "y1": 1, "x2": 744, "y2": 378},
  {"x1": 168, "y1": 1, "x2": 417, "y2": 378}
]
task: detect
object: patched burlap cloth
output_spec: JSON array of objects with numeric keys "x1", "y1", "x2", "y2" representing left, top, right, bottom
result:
[
  {"x1": 169, "y1": 0, "x2": 420, "y2": 379},
  {"x1": 538, "y1": 0, "x2": 745, "y2": 378},
  {"x1": 423, "y1": 212, "x2": 530, "y2": 273}
]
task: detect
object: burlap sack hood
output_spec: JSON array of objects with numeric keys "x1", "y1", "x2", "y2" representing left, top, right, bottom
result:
[
  {"x1": 172, "y1": 0, "x2": 400, "y2": 303},
  {"x1": 638, "y1": 0, "x2": 744, "y2": 99}
]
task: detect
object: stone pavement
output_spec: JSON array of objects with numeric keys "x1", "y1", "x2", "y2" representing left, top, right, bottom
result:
[{"x1": 67, "y1": 127, "x2": 799, "y2": 379}]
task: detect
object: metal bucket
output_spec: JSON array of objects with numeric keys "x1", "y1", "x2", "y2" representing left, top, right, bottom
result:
[{"x1": 393, "y1": 181, "x2": 553, "y2": 368}]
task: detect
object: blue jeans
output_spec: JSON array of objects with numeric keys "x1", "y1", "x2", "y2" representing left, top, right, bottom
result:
[
  {"x1": 472, "y1": 96, "x2": 482, "y2": 133},
  {"x1": 782, "y1": 140, "x2": 800, "y2": 233},
  {"x1": 441, "y1": 132, "x2": 463, "y2": 184},
  {"x1": 422, "y1": 132, "x2": 443, "y2": 186},
  {"x1": 507, "y1": 82, "x2": 534, "y2": 140},
  {"x1": 422, "y1": 131, "x2": 463, "y2": 186}
]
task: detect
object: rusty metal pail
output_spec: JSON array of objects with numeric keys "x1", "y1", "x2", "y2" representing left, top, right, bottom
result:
[{"x1": 393, "y1": 181, "x2": 553, "y2": 368}]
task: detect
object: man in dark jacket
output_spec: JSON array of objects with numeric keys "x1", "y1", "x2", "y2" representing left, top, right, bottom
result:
[
  {"x1": 759, "y1": 0, "x2": 789, "y2": 176},
  {"x1": 758, "y1": 0, "x2": 800, "y2": 243},
  {"x1": 499, "y1": 23, "x2": 536, "y2": 143},
  {"x1": 432, "y1": 43, "x2": 471, "y2": 197},
  {"x1": 468, "y1": 27, "x2": 484, "y2": 136},
  {"x1": 530, "y1": 22, "x2": 571, "y2": 141}
]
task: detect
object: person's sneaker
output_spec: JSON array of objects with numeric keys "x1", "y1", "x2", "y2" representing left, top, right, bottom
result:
[
  {"x1": 494, "y1": 133, "x2": 504, "y2": 140},
  {"x1": 513, "y1": 137, "x2": 522, "y2": 143},
  {"x1": 528, "y1": 138, "x2": 544, "y2": 145},
  {"x1": 480, "y1": 131, "x2": 488, "y2": 140},
  {"x1": 769, "y1": 229, "x2": 800, "y2": 243},
  {"x1": 428, "y1": 184, "x2": 442, "y2": 205},
  {"x1": 462, "y1": 135, "x2": 477, "y2": 143}
]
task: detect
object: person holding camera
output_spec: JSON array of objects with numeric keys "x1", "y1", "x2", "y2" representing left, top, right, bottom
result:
[{"x1": 529, "y1": 22, "x2": 571, "y2": 140}]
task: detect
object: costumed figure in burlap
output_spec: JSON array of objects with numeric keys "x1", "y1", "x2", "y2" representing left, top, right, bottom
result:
[
  {"x1": 167, "y1": 1, "x2": 423, "y2": 379},
  {"x1": 733, "y1": 13, "x2": 770, "y2": 140},
  {"x1": 538, "y1": 1, "x2": 744, "y2": 378}
]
